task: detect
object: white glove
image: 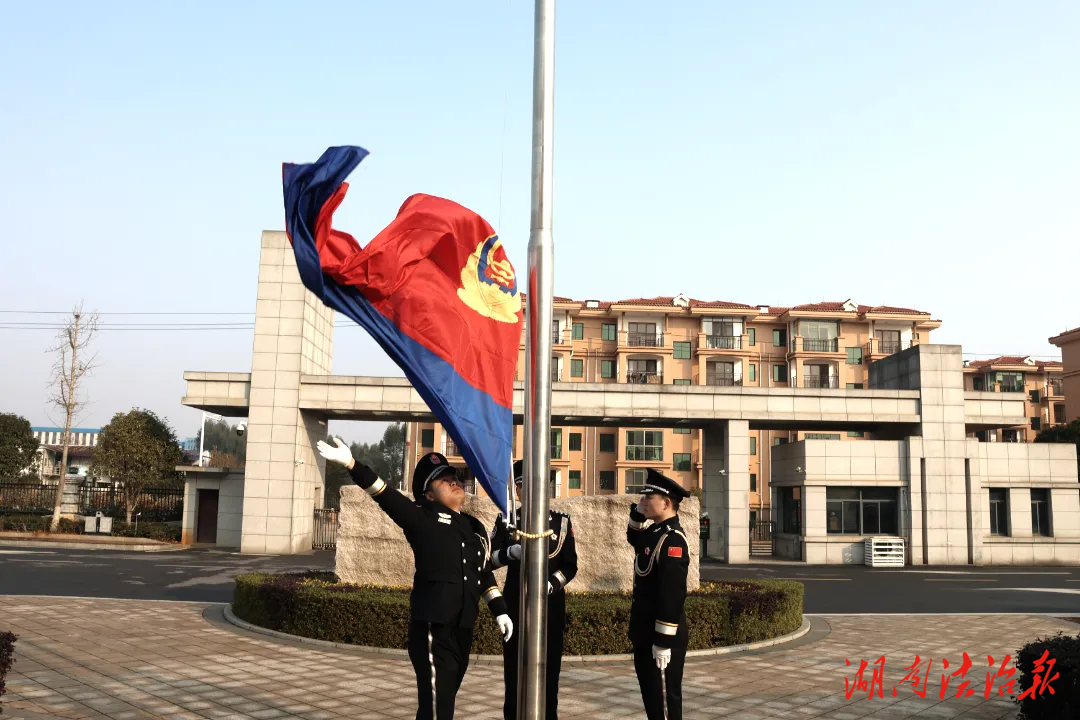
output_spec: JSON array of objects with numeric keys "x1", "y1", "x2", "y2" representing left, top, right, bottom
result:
[
  {"x1": 496, "y1": 614, "x2": 514, "y2": 642},
  {"x1": 547, "y1": 581, "x2": 553, "y2": 595},
  {"x1": 507, "y1": 544, "x2": 522, "y2": 561},
  {"x1": 317, "y1": 437, "x2": 354, "y2": 468},
  {"x1": 652, "y1": 645, "x2": 671, "y2": 671}
]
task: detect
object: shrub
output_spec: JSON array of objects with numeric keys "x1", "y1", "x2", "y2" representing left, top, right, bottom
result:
[
  {"x1": 0, "y1": 515, "x2": 179, "y2": 542},
  {"x1": 0, "y1": 631, "x2": 15, "y2": 713},
  {"x1": 110, "y1": 521, "x2": 181, "y2": 543},
  {"x1": 233, "y1": 573, "x2": 803, "y2": 655},
  {"x1": 0, "y1": 515, "x2": 79, "y2": 533},
  {"x1": 1015, "y1": 631, "x2": 1080, "y2": 719}
]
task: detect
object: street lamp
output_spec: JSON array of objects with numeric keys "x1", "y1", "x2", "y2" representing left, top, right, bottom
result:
[{"x1": 198, "y1": 412, "x2": 223, "y2": 468}]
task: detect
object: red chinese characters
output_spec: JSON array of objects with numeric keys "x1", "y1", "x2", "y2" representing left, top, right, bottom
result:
[{"x1": 842, "y1": 651, "x2": 1056, "y2": 700}]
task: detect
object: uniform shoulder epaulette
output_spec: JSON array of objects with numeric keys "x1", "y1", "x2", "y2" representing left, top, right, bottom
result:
[{"x1": 551, "y1": 509, "x2": 568, "y2": 518}]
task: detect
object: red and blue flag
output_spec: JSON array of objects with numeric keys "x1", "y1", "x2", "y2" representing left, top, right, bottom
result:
[{"x1": 282, "y1": 146, "x2": 522, "y2": 514}]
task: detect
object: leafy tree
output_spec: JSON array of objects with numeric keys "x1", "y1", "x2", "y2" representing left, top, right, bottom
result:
[
  {"x1": 195, "y1": 418, "x2": 247, "y2": 462},
  {"x1": 92, "y1": 409, "x2": 184, "y2": 522},
  {"x1": 0, "y1": 413, "x2": 39, "y2": 481}
]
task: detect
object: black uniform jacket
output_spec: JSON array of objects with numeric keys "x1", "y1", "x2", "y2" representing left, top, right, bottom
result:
[
  {"x1": 348, "y1": 463, "x2": 508, "y2": 628},
  {"x1": 490, "y1": 508, "x2": 578, "y2": 602},
  {"x1": 626, "y1": 505, "x2": 690, "y2": 649}
]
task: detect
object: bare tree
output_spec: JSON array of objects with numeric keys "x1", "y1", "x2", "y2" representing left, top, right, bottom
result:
[{"x1": 47, "y1": 303, "x2": 99, "y2": 531}]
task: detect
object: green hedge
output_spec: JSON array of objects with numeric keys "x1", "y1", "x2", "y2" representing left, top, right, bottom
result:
[
  {"x1": 1015, "y1": 631, "x2": 1080, "y2": 719},
  {"x1": 0, "y1": 514, "x2": 180, "y2": 542},
  {"x1": 0, "y1": 631, "x2": 15, "y2": 713},
  {"x1": 233, "y1": 573, "x2": 803, "y2": 655}
]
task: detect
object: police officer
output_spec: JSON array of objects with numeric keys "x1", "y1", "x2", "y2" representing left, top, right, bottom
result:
[
  {"x1": 490, "y1": 460, "x2": 578, "y2": 720},
  {"x1": 626, "y1": 468, "x2": 691, "y2": 720},
  {"x1": 318, "y1": 438, "x2": 514, "y2": 720}
]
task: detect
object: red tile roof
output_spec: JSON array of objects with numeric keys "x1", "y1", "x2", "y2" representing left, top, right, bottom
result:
[
  {"x1": 966, "y1": 356, "x2": 1063, "y2": 371},
  {"x1": 860, "y1": 305, "x2": 929, "y2": 316},
  {"x1": 519, "y1": 294, "x2": 930, "y2": 317},
  {"x1": 790, "y1": 301, "x2": 851, "y2": 312},
  {"x1": 687, "y1": 299, "x2": 756, "y2": 310}
]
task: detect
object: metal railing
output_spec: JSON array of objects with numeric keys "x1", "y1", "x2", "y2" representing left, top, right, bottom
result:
[
  {"x1": 313, "y1": 508, "x2": 338, "y2": 550},
  {"x1": 627, "y1": 332, "x2": 664, "y2": 348},
  {"x1": 626, "y1": 371, "x2": 663, "y2": 384},
  {"x1": 445, "y1": 440, "x2": 461, "y2": 457},
  {"x1": 0, "y1": 483, "x2": 56, "y2": 515},
  {"x1": 0, "y1": 482, "x2": 183, "y2": 520},
  {"x1": 551, "y1": 330, "x2": 563, "y2": 345},
  {"x1": 551, "y1": 368, "x2": 562, "y2": 382},
  {"x1": 1049, "y1": 380, "x2": 1064, "y2": 396},
  {"x1": 864, "y1": 339, "x2": 913, "y2": 359},
  {"x1": 999, "y1": 383, "x2": 1024, "y2": 393},
  {"x1": 799, "y1": 338, "x2": 839, "y2": 352},
  {"x1": 804, "y1": 375, "x2": 839, "y2": 389},
  {"x1": 625, "y1": 447, "x2": 663, "y2": 462},
  {"x1": 705, "y1": 335, "x2": 741, "y2": 350},
  {"x1": 705, "y1": 375, "x2": 741, "y2": 387}
]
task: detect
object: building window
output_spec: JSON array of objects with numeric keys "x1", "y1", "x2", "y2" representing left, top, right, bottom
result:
[
  {"x1": 568, "y1": 470, "x2": 581, "y2": 490},
  {"x1": 625, "y1": 469, "x2": 647, "y2": 494},
  {"x1": 973, "y1": 376, "x2": 985, "y2": 391},
  {"x1": 572, "y1": 322, "x2": 584, "y2": 340},
  {"x1": 748, "y1": 328, "x2": 756, "y2": 346},
  {"x1": 749, "y1": 437, "x2": 757, "y2": 455},
  {"x1": 773, "y1": 437, "x2": 788, "y2": 446},
  {"x1": 1055, "y1": 405, "x2": 1066, "y2": 424},
  {"x1": 975, "y1": 430, "x2": 988, "y2": 442},
  {"x1": 805, "y1": 433, "x2": 841, "y2": 440},
  {"x1": 673, "y1": 427, "x2": 690, "y2": 434},
  {"x1": 748, "y1": 364, "x2": 756, "y2": 383},
  {"x1": 848, "y1": 431, "x2": 865, "y2": 438},
  {"x1": 779, "y1": 487, "x2": 801, "y2": 533},
  {"x1": 602, "y1": 323, "x2": 617, "y2": 342},
  {"x1": 989, "y1": 488, "x2": 1008, "y2": 536},
  {"x1": 1030, "y1": 389, "x2": 1041, "y2": 403},
  {"x1": 421, "y1": 429, "x2": 434, "y2": 448},
  {"x1": 1003, "y1": 429, "x2": 1021, "y2": 443},
  {"x1": 673, "y1": 453, "x2": 691, "y2": 472},
  {"x1": 599, "y1": 471, "x2": 615, "y2": 490},
  {"x1": 773, "y1": 328, "x2": 787, "y2": 347},
  {"x1": 551, "y1": 429, "x2": 563, "y2": 460},
  {"x1": 571, "y1": 359, "x2": 583, "y2": 378},
  {"x1": 599, "y1": 433, "x2": 615, "y2": 453},
  {"x1": 772, "y1": 364, "x2": 788, "y2": 383},
  {"x1": 1031, "y1": 417, "x2": 1042, "y2": 431},
  {"x1": 600, "y1": 360, "x2": 615, "y2": 379},
  {"x1": 750, "y1": 473, "x2": 757, "y2": 492},
  {"x1": 673, "y1": 341, "x2": 691, "y2": 359},
  {"x1": 673, "y1": 378, "x2": 691, "y2": 386},
  {"x1": 847, "y1": 383, "x2": 863, "y2": 389},
  {"x1": 846, "y1": 347, "x2": 863, "y2": 364},
  {"x1": 626, "y1": 431, "x2": 663, "y2": 461},
  {"x1": 826, "y1": 487, "x2": 899, "y2": 535},
  {"x1": 1031, "y1": 489, "x2": 1051, "y2": 537},
  {"x1": 569, "y1": 433, "x2": 582, "y2": 452}
]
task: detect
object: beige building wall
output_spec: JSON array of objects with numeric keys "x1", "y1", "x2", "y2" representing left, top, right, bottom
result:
[
  {"x1": 407, "y1": 296, "x2": 941, "y2": 520},
  {"x1": 1050, "y1": 327, "x2": 1080, "y2": 424},
  {"x1": 963, "y1": 357, "x2": 1066, "y2": 442}
]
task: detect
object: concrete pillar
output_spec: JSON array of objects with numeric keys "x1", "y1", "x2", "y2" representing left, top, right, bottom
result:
[
  {"x1": 801, "y1": 485, "x2": 827, "y2": 564},
  {"x1": 702, "y1": 420, "x2": 750, "y2": 563},
  {"x1": 242, "y1": 231, "x2": 334, "y2": 554}
]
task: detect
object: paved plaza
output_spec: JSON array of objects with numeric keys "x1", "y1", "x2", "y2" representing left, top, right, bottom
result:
[{"x1": 3, "y1": 595, "x2": 1075, "y2": 719}]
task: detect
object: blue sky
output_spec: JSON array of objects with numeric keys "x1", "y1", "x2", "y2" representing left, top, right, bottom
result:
[{"x1": 2, "y1": 1, "x2": 1077, "y2": 442}]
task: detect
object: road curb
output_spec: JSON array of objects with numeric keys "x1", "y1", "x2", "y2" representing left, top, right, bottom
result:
[
  {"x1": 0, "y1": 537, "x2": 186, "y2": 552},
  {"x1": 222, "y1": 604, "x2": 812, "y2": 662}
]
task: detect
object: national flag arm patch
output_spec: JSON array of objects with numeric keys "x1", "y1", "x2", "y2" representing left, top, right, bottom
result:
[{"x1": 667, "y1": 546, "x2": 683, "y2": 558}]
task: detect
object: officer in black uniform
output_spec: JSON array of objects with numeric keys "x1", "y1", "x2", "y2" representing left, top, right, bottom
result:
[
  {"x1": 490, "y1": 460, "x2": 578, "y2": 720},
  {"x1": 626, "y1": 468, "x2": 691, "y2": 720},
  {"x1": 317, "y1": 438, "x2": 513, "y2": 720}
]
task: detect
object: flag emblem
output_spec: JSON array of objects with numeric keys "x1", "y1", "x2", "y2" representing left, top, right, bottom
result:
[{"x1": 457, "y1": 235, "x2": 521, "y2": 323}]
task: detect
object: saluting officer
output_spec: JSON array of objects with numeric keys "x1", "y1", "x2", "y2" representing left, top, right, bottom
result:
[
  {"x1": 490, "y1": 460, "x2": 578, "y2": 720},
  {"x1": 626, "y1": 468, "x2": 692, "y2": 720},
  {"x1": 317, "y1": 438, "x2": 514, "y2": 720}
]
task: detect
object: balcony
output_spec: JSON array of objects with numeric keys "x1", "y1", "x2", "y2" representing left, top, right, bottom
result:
[
  {"x1": 627, "y1": 371, "x2": 663, "y2": 384},
  {"x1": 705, "y1": 375, "x2": 742, "y2": 387},
  {"x1": 864, "y1": 338, "x2": 914, "y2": 360},
  {"x1": 445, "y1": 439, "x2": 461, "y2": 457},
  {"x1": 803, "y1": 375, "x2": 839, "y2": 389},
  {"x1": 705, "y1": 335, "x2": 741, "y2": 350},
  {"x1": 551, "y1": 368, "x2": 563, "y2": 383},
  {"x1": 551, "y1": 329, "x2": 564, "y2": 345},
  {"x1": 1049, "y1": 379, "x2": 1064, "y2": 397},
  {"x1": 627, "y1": 332, "x2": 664, "y2": 348},
  {"x1": 796, "y1": 338, "x2": 839, "y2": 353},
  {"x1": 999, "y1": 383, "x2": 1024, "y2": 393}
]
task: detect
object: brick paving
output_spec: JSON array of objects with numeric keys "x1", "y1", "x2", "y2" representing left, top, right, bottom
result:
[{"x1": 1, "y1": 595, "x2": 1072, "y2": 719}]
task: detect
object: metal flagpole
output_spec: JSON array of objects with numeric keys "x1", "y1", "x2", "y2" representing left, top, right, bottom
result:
[{"x1": 518, "y1": 0, "x2": 556, "y2": 717}]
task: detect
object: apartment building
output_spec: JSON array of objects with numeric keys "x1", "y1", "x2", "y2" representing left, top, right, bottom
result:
[
  {"x1": 963, "y1": 357, "x2": 1066, "y2": 443},
  {"x1": 30, "y1": 426, "x2": 101, "y2": 480},
  {"x1": 1050, "y1": 326, "x2": 1080, "y2": 424},
  {"x1": 406, "y1": 296, "x2": 940, "y2": 519}
]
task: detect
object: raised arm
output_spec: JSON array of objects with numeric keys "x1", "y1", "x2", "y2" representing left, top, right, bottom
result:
[
  {"x1": 318, "y1": 437, "x2": 423, "y2": 534},
  {"x1": 626, "y1": 502, "x2": 650, "y2": 550}
]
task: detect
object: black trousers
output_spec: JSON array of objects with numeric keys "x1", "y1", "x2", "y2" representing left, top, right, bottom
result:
[
  {"x1": 407, "y1": 619, "x2": 474, "y2": 720},
  {"x1": 502, "y1": 592, "x2": 565, "y2": 720},
  {"x1": 633, "y1": 642, "x2": 687, "y2": 720}
]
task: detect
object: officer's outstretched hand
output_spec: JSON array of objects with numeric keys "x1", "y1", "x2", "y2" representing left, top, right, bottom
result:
[
  {"x1": 317, "y1": 437, "x2": 355, "y2": 469},
  {"x1": 652, "y1": 645, "x2": 671, "y2": 671},
  {"x1": 496, "y1": 614, "x2": 514, "y2": 642}
]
